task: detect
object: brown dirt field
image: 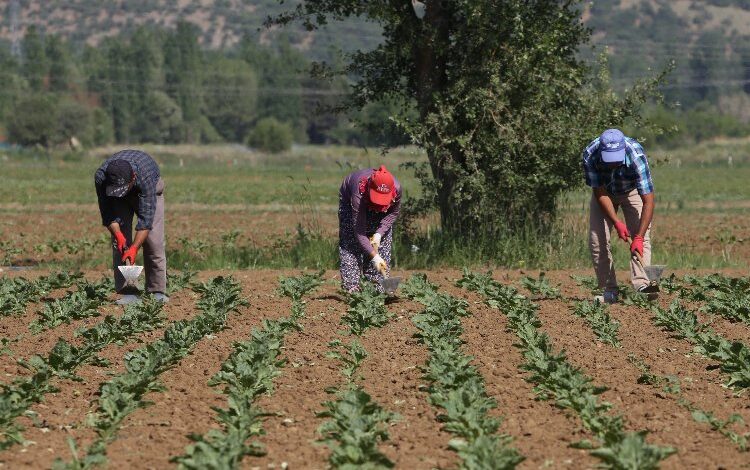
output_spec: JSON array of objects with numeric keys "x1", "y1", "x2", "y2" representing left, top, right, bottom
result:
[{"x1": 0, "y1": 268, "x2": 749, "y2": 469}]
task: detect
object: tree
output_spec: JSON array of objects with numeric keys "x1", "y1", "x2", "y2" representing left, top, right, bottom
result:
[
  {"x1": 164, "y1": 21, "x2": 204, "y2": 141},
  {"x1": 272, "y1": 1, "x2": 665, "y2": 236},
  {"x1": 7, "y1": 95, "x2": 58, "y2": 147},
  {"x1": 247, "y1": 117, "x2": 293, "y2": 153},
  {"x1": 22, "y1": 25, "x2": 47, "y2": 92},
  {"x1": 45, "y1": 34, "x2": 74, "y2": 92},
  {"x1": 203, "y1": 56, "x2": 257, "y2": 142}
]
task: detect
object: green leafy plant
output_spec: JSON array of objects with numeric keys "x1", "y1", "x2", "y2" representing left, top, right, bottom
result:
[
  {"x1": 573, "y1": 301, "x2": 621, "y2": 347},
  {"x1": 403, "y1": 274, "x2": 524, "y2": 469},
  {"x1": 166, "y1": 270, "x2": 196, "y2": 294},
  {"x1": 459, "y1": 269, "x2": 675, "y2": 469},
  {"x1": 341, "y1": 281, "x2": 392, "y2": 335},
  {"x1": 29, "y1": 278, "x2": 111, "y2": 334},
  {"x1": 521, "y1": 272, "x2": 561, "y2": 300},
  {"x1": 173, "y1": 272, "x2": 321, "y2": 469}
]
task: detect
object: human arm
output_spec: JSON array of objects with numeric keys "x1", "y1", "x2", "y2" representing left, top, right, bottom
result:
[
  {"x1": 593, "y1": 186, "x2": 630, "y2": 242},
  {"x1": 376, "y1": 191, "x2": 401, "y2": 237}
]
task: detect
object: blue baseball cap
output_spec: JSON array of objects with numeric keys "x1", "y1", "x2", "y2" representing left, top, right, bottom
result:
[{"x1": 600, "y1": 129, "x2": 626, "y2": 163}]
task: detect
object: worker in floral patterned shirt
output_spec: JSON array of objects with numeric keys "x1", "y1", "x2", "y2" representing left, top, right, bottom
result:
[
  {"x1": 582, "y1": 129, "x2": 657, "y2": 303},
  {"x1": 338, "y1": 165, "x2": 401, "y2": 293}
]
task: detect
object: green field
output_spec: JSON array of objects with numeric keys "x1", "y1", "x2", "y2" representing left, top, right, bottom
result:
[{"x1": 1, "y1": 140, "x2": 749, "y2": 271}]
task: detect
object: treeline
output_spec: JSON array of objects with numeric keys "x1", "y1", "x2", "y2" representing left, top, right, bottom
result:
[{"x1": 0, "y1": 22, "x2": 407, "y2": 151}]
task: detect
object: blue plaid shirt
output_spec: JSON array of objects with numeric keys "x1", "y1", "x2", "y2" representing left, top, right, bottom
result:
[
  {"x1": 94, "y1": 150, "x2": 161, "y2": 230},
  {"x1": 582, "y1": 137, "x2": 654, "y2": 195}
]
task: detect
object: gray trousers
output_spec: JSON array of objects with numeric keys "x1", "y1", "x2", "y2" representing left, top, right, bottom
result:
[{"x1": 111, "y1": 178, "x2": 166, "y2": 294}]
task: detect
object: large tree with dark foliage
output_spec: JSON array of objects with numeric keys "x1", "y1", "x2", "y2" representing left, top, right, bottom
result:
[{"x1": 272, "y1": 0, "x2": 666, "y2": 235}]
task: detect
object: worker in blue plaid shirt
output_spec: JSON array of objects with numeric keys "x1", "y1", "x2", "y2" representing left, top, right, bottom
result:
[{"x1": 582, "y1": 129, "x2": 656, "y2": 303}]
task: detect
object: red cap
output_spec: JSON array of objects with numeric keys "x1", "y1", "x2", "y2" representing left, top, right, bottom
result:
[{"x1": 369, "y1": 165, "x2": 395, "y2": 206}]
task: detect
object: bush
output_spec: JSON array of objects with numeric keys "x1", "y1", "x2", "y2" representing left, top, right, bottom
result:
[
  {"x1": 247, "y1": 117, "x2": 293, "y2": 153},
  {"x1": 7, "y1": 95, "x2": 58, "y2": 147}
]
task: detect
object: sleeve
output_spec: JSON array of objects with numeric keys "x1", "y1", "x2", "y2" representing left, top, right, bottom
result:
[
  {"x1": 94, "y1": 167, "x2": 115, "y2": 226},
  {"x1": 135, "y1": 176, "x2": 157, "y2": 230},
  {"x1": 377, "y1": 189, "x2": 401, "y2": 236},
  {"x1": 582, "y1": 145, "x2": 601, "y2": 188},
  {"x1": 634, "y1": 149, "x2": 654, "y2": 195},
  {"x1": 350, "y1": 189, "x2": 373, "y2": 256}
]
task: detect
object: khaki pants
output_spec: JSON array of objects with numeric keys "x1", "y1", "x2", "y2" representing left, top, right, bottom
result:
[
  {"x1": 589, "y1": 189, "x2": 651, "y2": 292},
  {"x1": 111, "y1": 178, "x2": 166, "y2": 294}
]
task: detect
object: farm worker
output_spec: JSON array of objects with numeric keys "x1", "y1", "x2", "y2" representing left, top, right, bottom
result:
[
  {"x1": 94, "y1": 149, "x2": 168, "y2": 303},
  {"x1": 582, "y1": 129, "x2": 656, "y2": 304},
  {"x1": 339, "y1": 165, "x2": 401, "y2": 293}
]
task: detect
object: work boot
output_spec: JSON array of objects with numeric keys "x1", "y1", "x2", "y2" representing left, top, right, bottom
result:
[
  {"x1": 115, "y1": 294, "x2": 140, "y2": 305},
  {"x1": 593, "y1": 290, "x2": 618, "y2": 304},
  {"x1": 637, "y1": 284, "x2": 660, "y2": 301}
]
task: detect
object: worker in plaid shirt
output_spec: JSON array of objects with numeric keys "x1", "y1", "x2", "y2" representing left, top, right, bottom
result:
[
  {"x1": 582, "y1": 129, "x2": 656, "y2": 303},
  {"x1": 95, "y1": 149, "x2": 168, "y2": 304}
]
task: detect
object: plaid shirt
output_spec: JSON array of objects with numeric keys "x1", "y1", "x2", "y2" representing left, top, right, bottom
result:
[
  {"x1": 582, "y1": 137, "x2": 654, "y2": 195},
  {"x1": 94, "y1": 150, "x2": 161, "y2": 230}
]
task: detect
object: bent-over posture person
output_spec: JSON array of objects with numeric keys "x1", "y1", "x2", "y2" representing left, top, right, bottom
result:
[
  {"x1": 94, "y1": 149, "x2": 168, "y2": 304},
  {"x1": 582, "y1": 129, "x2": 656, "y2": 304},
  {"x1": 339, "y1": 165, "x2": 401, "y2": 292}
]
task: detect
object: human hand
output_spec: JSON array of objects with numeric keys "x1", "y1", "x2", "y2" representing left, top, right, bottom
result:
[
  {"x1": 122, "y1": 246, "x2": 138, "y2": 265},
  {"x1": 613, "y1": 221, "x2": 630, "y2": 242},
  {"x1": 371, "y1": 254, "x2": 387, "y2": 274},
  {"x1": 369, "y1": 233, "x2": 382, "y2": 252},
  {"x1": 114, "y1": 231, "x2": 127, "y2": 254},
  {"x1": 630, "y1": 235, "x2": 644, "y2": 257}
]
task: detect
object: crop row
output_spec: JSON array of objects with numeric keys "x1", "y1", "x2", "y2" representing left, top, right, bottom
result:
[
  {"x1": 401, "y1": 274, "x2": 524, "y2": 469},
  {"x1": 318, "y1": 281, "x2": 396, "y2": 468},
  {"x1": 458, "y1": 270, "x2": 676, "y2": 469},
  {"x1": 651, "y1": 301, "x2": 750, "y2": 389},
  {"x1": 29, "y1": 278, "x2": 112, "y2": 334},
  {"x1": 174, "y1": 272, "x2": 323, "y2": 469},
  {"x1": 56, "y1": 276, "x2": 247, "y2": 469},
  {"x1": 0, "y1": 272, "x2": 85, "y2": 317},
  {"x1": 573, "y1": 300, "x2": 621, "y2": 347},
  {"x1": 0, "y1": 298, "x2": 165, "y2": 451}
]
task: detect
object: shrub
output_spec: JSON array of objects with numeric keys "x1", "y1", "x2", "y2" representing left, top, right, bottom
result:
[{"x1": 247, "y1": 117, "x2": 292, "y2": 153}]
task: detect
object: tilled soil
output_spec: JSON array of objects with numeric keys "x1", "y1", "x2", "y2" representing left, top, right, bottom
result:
[{"x1": 0, "y1": 268, "x2": 749, "y2": 469}]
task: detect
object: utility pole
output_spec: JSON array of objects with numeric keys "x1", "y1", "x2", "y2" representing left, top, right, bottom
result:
[{"x1": 9, "y1": 0, "x2": 21, "y2": 57}]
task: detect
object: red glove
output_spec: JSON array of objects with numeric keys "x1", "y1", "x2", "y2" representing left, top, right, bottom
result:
[
  {"x1": 122, "y1": 246, "x2": 138, "y2": 265},
  {"x1": 613, "y1": 221, "x2": 630, "y2": 242},
  {"x1": 630, "y1": 235, "x2": 644, "y2": 256},
  {"x1": 114, "y1": 231, "x2": 127, "y2": 254}
]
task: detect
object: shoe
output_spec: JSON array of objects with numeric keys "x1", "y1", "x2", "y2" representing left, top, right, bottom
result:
[
  {"x1": 152, "y1": 292, "x2": 170, "y2": 303},
  {"x1": 637, "y1": 284, "x2": 659, "y2": 301},
  {"x1": 593, "y1": 291, "x2": 618, "y2": 304},
  {"x1": 115, "y1": 294, "x2": 141, "y2": 305}
]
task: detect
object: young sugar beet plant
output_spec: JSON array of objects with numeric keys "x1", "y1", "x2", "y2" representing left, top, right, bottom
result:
[
  {"x1": 0, "y1": 271, "x2": 85, "y2": 317},
  {"x1": 173, "y1": 272, "x2": 322, "y2": 469},
  {"x1": 0, "y1": 298, "x2": 165, "y2": 451},
  {"x1": 315, "y1": 280, "x2": 397, "y2": 469},
  {"x1": 340, "y1": 280, "x2": 393, "y2": 335},
  {"x1": 573, "y1": 301, "x2": 621, "y2": 348},
  {"x1": 55, "y1": 276, "x2": 247, "y2": 469},
  {"x1": 628, "y1": 355, "x2": 749, "y2": 452},
  {"x1": 29, "y1": 278, "x2": 112, "y2": 334},
  {"x1": 521, "y1": 272, "x2": 561, "y2": 300},
  {"x1": 458, "y1": 270, "x2": 676, "y2": 469},
  {"x1": 401, "y1": 274, "x2": 524, "y2": 469},
  {"x1": 653, "y1": 301, "x2": 750, "y2": 390}
]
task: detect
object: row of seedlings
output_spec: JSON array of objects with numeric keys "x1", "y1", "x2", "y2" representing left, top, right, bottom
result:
[
  {"x1": 55, "y1": 276, "x2": 247, "y2": 469},
  {"x1": 458, "y1": 270, "x2": 676, "y2": 469},
  {"x1": 29, "y1": 278, "x2": 112, "y2": 334},
  {"x1": 0, "y1": 272, "x2": 85, "y2": 317},
  {"x1": 317, "y1": 281, "x2": 397, "y2": 468},
  {"x1": 627, "y1": 355, "x2": 749, "y2": 452},
  {"x1": 401, "y1": 274, "x2": 524, "y2": 469},
  {"x1": 173, "y1": 272, "x2": 323, "y2": 469},
  {"x1": 0, "y1": 298, "x2": 165, "y2": 450}
]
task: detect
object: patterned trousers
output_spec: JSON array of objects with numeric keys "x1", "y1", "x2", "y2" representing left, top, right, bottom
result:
[{"x1": 338, "y1": 199, "x2": 393, "y2": 292}]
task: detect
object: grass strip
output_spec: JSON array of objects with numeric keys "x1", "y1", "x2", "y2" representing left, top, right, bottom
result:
[
  {"x1": 0, "y1": 298, "x2": 165, "y2": 450},
  {"x1": 29, "y1": 278, "x2": 111, "y2": 334},
  {"x1": 572, "y1": 300, "x2": 621, "y2": 348},
  {"x1": 0, "y1": 271, "x2": 85, "y2": 317},
  {"x1": 458, "y1": 269, "x2": 675, "y2": 469},
  {"x1": 55, "y1": 276, "x2": 246, "y2": 469},
  {"x1": 628, "y1": 355, "x2": 748, "y2": 452},
  {"x1": 401, "y1": 274, "x2": 524, "y2": 469},
  {"x1": 173, "y1": 272, "x2": 322, "y2": 469}
]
